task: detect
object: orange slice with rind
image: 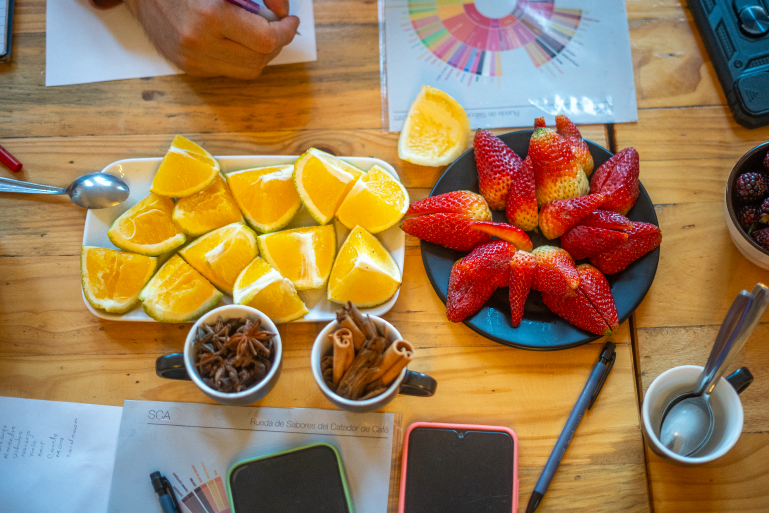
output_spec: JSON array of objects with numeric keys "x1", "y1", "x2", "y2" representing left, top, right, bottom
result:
[
  {"x1": 256, "y1": 225, "x2": 336, "y2": 290},
  {"x1": 397, "y1": 85, "x2": 470, "y2": 167},
  {"x1": 335, "y1": 166, "x2": 409, "y2": 234},
  {"x1": 151, "y1": 135, "x2": 220, "y2": 198},
  {"x1": 80, "y1": 246, "x2": 158, "y2": 313},
  {"x1": 225, "y1": 165, "x2": 302, "y2": 233},
  {"x1": 172, "y1": 174, "x2": 243, "y2": 237},
  {"x1": 178, "y1": 222, "x2": 258, "y2": 295},
  {"x1": 139, "y1": 255, "x2": 222, "y2": 322},
  {"x1": 293, "y1": 148, "x2": 364, "y2": 225},
  {"x1": 107, "y1": 192, "x2": 186, "y2": 256},
  {"x1": 233, "y1": 257, "x2": 308, "y2": 323},
  {"x1": 327, "y1": 226, "x2": 401, "y2": 307}
]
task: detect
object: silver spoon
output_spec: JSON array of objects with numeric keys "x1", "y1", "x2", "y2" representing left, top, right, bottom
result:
[
  {"x1": 659, "y1": 283, "x2": 769, "y2": 456},
  {"x1": 0, "y1": 172, "x2": 130, "y2": 209}
]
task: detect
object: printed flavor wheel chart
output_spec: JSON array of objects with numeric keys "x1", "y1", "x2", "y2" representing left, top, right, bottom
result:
[{"x1": 408, "y1": 0, "x2": 583, "y2": 75}]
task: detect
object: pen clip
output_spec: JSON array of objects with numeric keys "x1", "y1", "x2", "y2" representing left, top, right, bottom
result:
[
  {"x1": 588, "y1": 347, "x2": 616, "y2": 410},
  {"x1": 161, "y1": 476, "x2": 181, "y2": 513}
]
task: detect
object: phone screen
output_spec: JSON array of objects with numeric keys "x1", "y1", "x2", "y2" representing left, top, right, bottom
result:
[
  {"x1": 403, "y1": 427, "x2": 515, "y2": 513},
  {"x1": 229, "y1": 444, "x2": 350, "y2": 513}
]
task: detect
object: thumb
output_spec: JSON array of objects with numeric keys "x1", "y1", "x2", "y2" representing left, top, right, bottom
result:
[
  {"x1": 269, "y1": 15, "x2": 300, "y2": 48},
  {"x1": 264, "y1": 0, "x2": 290, "y2": 18}
]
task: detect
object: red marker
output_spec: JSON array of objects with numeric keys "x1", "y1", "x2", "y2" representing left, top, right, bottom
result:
[{"x1": 0, "y1": 143, "x2": 23, "y2": 173}]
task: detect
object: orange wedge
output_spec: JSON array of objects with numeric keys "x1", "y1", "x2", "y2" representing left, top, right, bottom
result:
[
  {"x1": 293, "y1": 149, "x2": 364, "y2": 224},
  {"x1": 178, "y1": 222, "x2": 258, "y2": 295},
  {"x1": 233, "y1": 257, "x2": 308, "y2": 323},
  {"x1": 335, "y1": 166, "x2": 409, "y2": 234},
  {"x1": 257, "y1": 225, "x2": 337, "y2": 290},
  {"x1": 107, "y1": 192, "x2": 186, "y2": 256},
  {"x1": 80, "y1": 246, "x2": 158, "y2": 313},
  {"x1": 151, "y1": 135, "x2": 220, "y2": 198},
  {"x1": 139, "y1": 255, "x2": 222, "y2": 322},
  {"x1": 172, "y1": 175, "x2": 243, "y2": 237},
  {"x1": 225, "y1": 165, "x2": 302, "y2": 233}
]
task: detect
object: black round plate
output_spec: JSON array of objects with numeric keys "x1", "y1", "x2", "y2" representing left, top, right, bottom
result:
[{"x1": 421, "y1": 130, "x2": 660, "y2": 351}]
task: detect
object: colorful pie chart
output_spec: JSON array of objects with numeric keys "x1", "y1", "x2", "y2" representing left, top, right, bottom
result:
[{"x1": 408, "y1": 0, "x2": 583, "y2": 76}]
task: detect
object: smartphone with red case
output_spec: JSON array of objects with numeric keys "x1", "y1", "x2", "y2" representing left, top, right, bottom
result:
[{"x1": 399, "y1": 422, "x2": 518, "y2": 513}]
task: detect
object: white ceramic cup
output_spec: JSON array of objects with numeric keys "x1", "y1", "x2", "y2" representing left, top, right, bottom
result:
[
  {"x1": 641, "y1": 365, "x2": 753, "y2": 465},
  {"x1": 311, "y1": 315, "x2": 437, "y2": 413},
  {"x1": 155, "y1": 305, "x2": 282, "y2": 407}
]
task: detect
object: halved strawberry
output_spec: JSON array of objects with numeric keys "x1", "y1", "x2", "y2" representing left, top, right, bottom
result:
[
  {"x1": 561, "y1": 225, "x2": 629, "y2": 261},
  {"x1": 509, "y1": 251, "x2": 537, "y2": 327},
  {"x1": 506, "y1": 155, "x2": 538, "y2": 231},
  {"x1": 538, "y1": 193, "x2": 606, "y2": 240},
  {"x1": 542, "y1": 290, "x2": 612, "y2": 336},
  {"x1": 531, "y1": 245, "x2": 580, "y2": 297},
  {"x1": 529, "y1": 127, "x2": 589, "y2": 206},
  {"x1": 401, "y1": 213, "x2": 491, "y2": 251},
  {"x1": 590, "y1": 147, "x2": 640, "y2": 215},
  {"x1": 474, "y1": 129, "x2": 523, "y2": 210},
  {"x1": 556, "y1": 114, "x2": 594, "y2": 176},
  {"x1": 446, "y1": 241, "x2": 516, "y2": 322},
  {"x1": 469, "y1": 221, "x2": 533, "y2": 251},
  {"x1": 576, "y1": 264, "x2": 619, "y2": 331},
  {"x1": 406, "y1": 190, "x2": 491, "y2": 221},
  {"x1": 589, "y1": 222, "x2": 662, "y2": 274},
  {"x1": 578, "y1": 209, "x2": 632, "y2": 230}
]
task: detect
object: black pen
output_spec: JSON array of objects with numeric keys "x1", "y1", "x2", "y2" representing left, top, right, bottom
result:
[
  {"x1": 525, "y1": 341, "x2": 617, "y2": 513},
  {"x1": 151, "y1": 471, "x2": 181, "y2": 513}
]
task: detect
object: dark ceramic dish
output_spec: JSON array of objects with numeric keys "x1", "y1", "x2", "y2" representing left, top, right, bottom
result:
[{"x1": 421, "y1": 130, "x2": 661, "y2": 351}]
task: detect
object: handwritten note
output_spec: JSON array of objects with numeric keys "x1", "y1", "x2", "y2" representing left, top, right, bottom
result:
[
  {"x1": 108, "y1": 401, "x2": 395, "y2": 513},
  {"x1": 0, "y1": 396, "x2": 122, "y2": 512}
]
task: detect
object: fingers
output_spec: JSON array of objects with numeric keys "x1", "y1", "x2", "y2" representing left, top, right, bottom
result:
[
  {"x1": 263, "y1": 0, "x2": 290, "y2": 18},
  {"x1": 219, "y1": 4, "x2": 299, "y2": 55}
]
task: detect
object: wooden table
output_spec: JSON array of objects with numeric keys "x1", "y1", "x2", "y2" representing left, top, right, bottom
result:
[{"x1": 0, "y1": 1, "x2": 767, "y2": 511}]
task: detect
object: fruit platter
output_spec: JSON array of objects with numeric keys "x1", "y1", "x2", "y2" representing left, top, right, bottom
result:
[
  {"x1": 81, "y1": 138, "x2": 407, "y2": 323},
  {"x1": 402, "y1": 117, "x2": 662, "y2": 350}
]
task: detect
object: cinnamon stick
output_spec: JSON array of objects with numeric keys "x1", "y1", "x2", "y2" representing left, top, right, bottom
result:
[
  {"x1": 331, "y1": 328, "x2": 355, "y2": 385},
  {"x1": 368, "y1": 339, "x2": 414, "y2": 385}
]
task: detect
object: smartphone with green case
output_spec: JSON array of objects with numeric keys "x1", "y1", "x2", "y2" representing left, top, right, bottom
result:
[{"x1": 227, "y1": 443, "x2": 354, "y2": 513}]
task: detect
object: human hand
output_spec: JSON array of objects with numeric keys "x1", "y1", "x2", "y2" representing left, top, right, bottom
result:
[{"x1": 123, "y1": 0, "x2": 299, "y2": 79}]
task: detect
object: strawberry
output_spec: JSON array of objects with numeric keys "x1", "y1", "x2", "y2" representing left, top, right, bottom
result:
[
  {"x1": 576, "y1": 264, "x2": 619, "y2": 331},
  {"x1": 506, "y1": 155, "x2": 538, "y2": 231},
  {"x1": 556, "y1": 114, "x2": 594, "y2": 176},
  {"x1": 528, "y1": 127, "x2": 589, "y2": 206},
  {"x1": 446, "y1": 241, "x2": 516, "y2": 322},
  {"x1": 509, "y1": 251, "x2": 537, "y2": 327},
  {"x1": 538, "y1": 193, "x2": 606, "y2": 240},
  {"x1": 531, "y1": 245, "x2": 580, "y2": 297},
  {"x1": 578, "y1": 209, "x2": 632, "y2": 230},
  {"x1": 590, "y1": 147, "x2": 640, "y2": 215},
  {"x1": 589, "y1": 222, "x2": 662, "y2": 274},
  {"x1": 469, "y1": 221, "x2": 533, "y2": 251},
  {"x1": 407, "y1": 190, "x2": 491, "y2": 221},
  {"x1": 401, "y1": 213, "x2": 491, "y2": 252},
  {"x1": 474, "y1": 129, "x2": 522, "y2": 210},
  {"x1": 542, "y1": 290, "x2": 612, "y2": 336},
  {"x1": 534, "y1": 117, "x2": 547, "y2": 128},
  {"x1": 561, "y1": 225, "x2": 629, "y2": 261}
]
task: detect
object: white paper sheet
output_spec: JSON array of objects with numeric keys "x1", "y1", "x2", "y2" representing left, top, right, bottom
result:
[
  {"x1": 45, "y1": 0, "x2": 316, "y2": 87},
  {"x1": 382, "y1": 0, "x2": 637, "y2": 131},
  {"x1": 0, "y1": 396, "x2": 122, "y2": 512},
  {"x1": 107, "y1": 401, "x2": 395, "y2": 513}
]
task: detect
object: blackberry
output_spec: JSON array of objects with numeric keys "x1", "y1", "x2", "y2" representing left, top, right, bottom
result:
[
  {"x1": 737, "y1": 204, "x2": 762, "y2": 228},
  {"x1": 754, "y1": 227, "x2": 769, "y2": 251},
  {"x1": 735, "y1": 172, "x2": 768, "y2": 201},
  {"x1": 760, "y1": 198, "x2": 769, "y2": 224},
  {"x1": 765, "y1": 151, "x2": 769, "y2": 173}
]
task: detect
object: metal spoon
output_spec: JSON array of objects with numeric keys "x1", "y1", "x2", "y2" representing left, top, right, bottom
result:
[
  {"x1": 659, "y1": 283, "x2": 769, "y2": 456},
  {"x1": 0, "y1": 172, "x2": 130, "y2": 209}
]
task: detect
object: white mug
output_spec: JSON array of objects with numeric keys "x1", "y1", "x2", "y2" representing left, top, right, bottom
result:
[
  {"x1": 641, "y1": 365, "x2": 753, "y2": 465},
  {"x1": 155, "y1": 305, "x2": 283, "y2": 407}
]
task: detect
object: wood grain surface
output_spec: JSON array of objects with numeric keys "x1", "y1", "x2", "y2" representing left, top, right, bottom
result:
[{"x1": 4, "y1": 0, "x2": 769, "y2": 511}]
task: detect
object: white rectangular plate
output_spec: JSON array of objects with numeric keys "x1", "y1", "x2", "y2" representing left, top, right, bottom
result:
[{"x1": 82, "y1": 155, "x2": 406, "y2": 323}]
